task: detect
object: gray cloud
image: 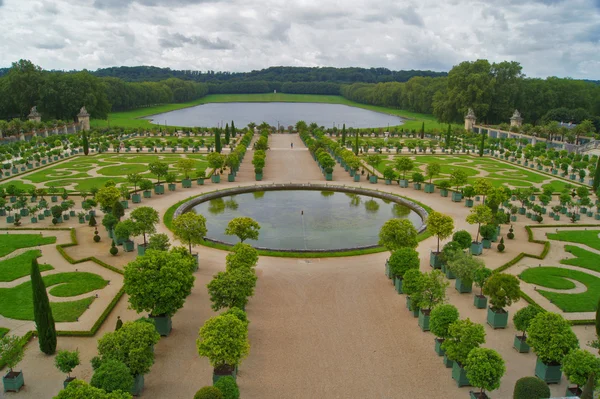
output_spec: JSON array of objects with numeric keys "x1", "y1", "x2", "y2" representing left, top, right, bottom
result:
[{"x1": 0, "y1": 0, "x2": 598, "y2": 79}]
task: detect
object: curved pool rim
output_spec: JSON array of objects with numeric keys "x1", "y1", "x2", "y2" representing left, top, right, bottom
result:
[{"x1": 174, "y1": 183, "x2": 429, "y2": 253}]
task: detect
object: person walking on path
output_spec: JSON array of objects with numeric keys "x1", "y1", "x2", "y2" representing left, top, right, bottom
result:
[{"x1": 291, "y1": 142, "x2": 294, "y2": 149}]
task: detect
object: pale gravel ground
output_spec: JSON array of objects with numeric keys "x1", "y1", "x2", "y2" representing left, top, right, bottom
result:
[{"x1": 1, "y1": 133, "x2": 599, "y2": 399}]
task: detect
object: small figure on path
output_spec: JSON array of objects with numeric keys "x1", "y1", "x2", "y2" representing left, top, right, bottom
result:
[
  {"x1": 301, "y1": 210, "x2": 304, "y2": 215},
  {"x1": 291, "y1": 142, "x2": 294, "y2": 149}
]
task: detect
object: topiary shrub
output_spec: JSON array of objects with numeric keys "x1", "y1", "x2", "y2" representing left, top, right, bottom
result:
[
  {"x1": 194, "y1": 386, "x2": 224, "y2": 399},
  {"x1": 507, "y1": 225, "x2": 514, "y2": 240},
  {"x1": 110, "y1": 241, "x2": 118, "y2": 256},
  {"x1": 497, "y1": 237, "x2": 505, "y2": 252},
  {"x1": 93, "y1": 229, "x2": 101, "y2": 243},
  {"x1": 90, "y1": 359, "x2": 134, "y2": 393},
  {"x1": 513, "y1": 376, "x2": 550, "y2": 399},
  {"x1": 89, "y1": 214, "x2": 97, "y2": 227},
  {"x1": 452, "y1": 230, "x2": 472, "y2": 249},
  {"x1": 213, "y1": 376, "x2": 239, "y2": 399}
]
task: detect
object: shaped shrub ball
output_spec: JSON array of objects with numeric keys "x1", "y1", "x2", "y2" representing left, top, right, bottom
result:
[
  {"x1": 195, "y1": 386, "x2": 224, "y2": 399},
  {"x1": 512, "y1": 376, "x2": 550, "y2": 399},
  {"x1": 90, "y1": 359, "x2": 133, "y2": 393},
  {"x1": 213, "y1": 376, "x2": 239, "y2": 399}
]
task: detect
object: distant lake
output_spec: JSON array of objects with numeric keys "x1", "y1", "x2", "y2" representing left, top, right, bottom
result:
[{"x1": 144, "y1": 102, "x2": 404, "y2": 129}]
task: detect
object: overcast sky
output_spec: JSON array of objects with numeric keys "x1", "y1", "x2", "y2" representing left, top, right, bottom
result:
[{"x1": 1, "y1": 0, "x2": 599, "y2": 79}]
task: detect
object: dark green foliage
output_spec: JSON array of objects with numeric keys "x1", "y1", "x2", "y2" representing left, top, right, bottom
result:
[
  {"x1": 445, "y1": 124, "x2": 451, "y2": 147},
  {"x1": 90, "y1": 359, "x2": 134, "y2": 393},
  {"x1": 512, "y1": 376, "x2": 550, "y2": 399},
  {"x1": 596, "y1": 297, "x2": 600, "y2": 337},
  {"x1": 31, "y1": 259, "x2": 56, "y2": 354},
  {"x1": 497, "y1": 237, "x2": 505, "y2": 252},
  {"x1": 215, "y1": 129, "x2": 222, "y2": 153},
  {"x1": 110, "y1": 241, "x2": 118, "y2": 256},
  {"x1": 194, "y1": 386, "x2": 224, "y2": 399},
  {"x1": 89, "y1": 214, "x2": 97, "y2": 227},
  {"x1": 112, "y1": 201, "x2": 125, "y2": 220},
  {"x1": 452, "y1": 230, "x2": 472, "y2": 249},
  {"x1": 341, "y1": 124, "x2": 346, "y2": 146},
  {"x1": 593, "y1": 157, "x2": 600, "y2": 192},
  {"x1": 231, "y1": 121, "x2": 236, "y2": 138},
  {"x1": 115, "y1": 316, "x2": 123, "y2": 331},
  {"x1": 213, "y1": 376, "x2": 239, "y2": 399},
  {"x1": 82, "y1": 131, "x2": 89, "y2": 156},
  {"x1": 224, "y1": 124, "x2": 230, "y2": 145}
]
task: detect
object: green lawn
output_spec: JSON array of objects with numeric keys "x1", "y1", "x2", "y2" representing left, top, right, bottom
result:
[
  {"x1": 91, "y1": 93, "x2": 446, "y2": 131},
  {"x1": 0, "y1": 180, "x2": 37, "y2": 192},
  {"x1": 561, "y1": 245, "x2": 600, "y2": 273},
  {"x1": 0, "y1": 250, "x2": 53, "y2": 282},
  {"x1": 519, "y1": 267, "x2": 600, "y2": 312},
  {"x1": 0, "y1": 328, "x2": 8, "y2": 338},
  {"x1": 0, "y1": 234, "x2": 57, "y2": 257},
  {"x1": 0, "y1": 272, "x2": 107, "y2": 322},
  {"x1": 546, "y1": 230, "x2": 600, "y2": 251}
]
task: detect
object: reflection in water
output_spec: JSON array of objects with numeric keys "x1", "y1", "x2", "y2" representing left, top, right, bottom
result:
[
  {"x1": 364, "y1": 199, "x2": 380, "y2": 213},
  {"x1": 193, "y1": 190, "x2": 421, "y2": 250}
]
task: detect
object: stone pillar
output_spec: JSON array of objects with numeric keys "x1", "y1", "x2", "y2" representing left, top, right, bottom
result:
[
  {"x1": 464, "y1": 108, "x2": 476, "y2": 131},
  {"x1": 27, "y1": 106, "x2": 41, "y2": 123},
  {"x1": 510, "y1": 110, "x2": 523, "y2": 128},
  {"x1": 77, "y1": 106, "x2": 90, "y2": 131}
]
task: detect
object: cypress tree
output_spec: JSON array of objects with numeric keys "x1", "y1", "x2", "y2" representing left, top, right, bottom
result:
[
  {"x1": 592, "y1": 157, "x2": 600, "y2": 192},
  {"x1": 595, "y1": 297, "x2": 600, "y2": 338},
  {"x1": 231, "y1": 121, "x2": 236, "y2": 138},
  {"x1": 224, "y1": 123, "x2": 230, "y2": 145},
  {"x1": 215, "y1": 129, "x2": 222, "y2": 153},
  {"x1": 354, "y1": 130, "x2": 359, "y2": 155},
  {"x1": 446, "y1": 125, "x2": 451, "y2": 148},
  {"x1": 31, "y1": 258, "x2": 56, "y2": 354},
  {"x1": 341, "y1": 124, "x2": 346, "y2": 146},
  {"x1": 420, "y1": 122, "x2": 425, "y2": 139},
  {"x1": 479, "y1": 132, "x2": 486, "y2": 157},
  {"x1": 82, "y1": 131, "x2": 89, "y2": 156}
]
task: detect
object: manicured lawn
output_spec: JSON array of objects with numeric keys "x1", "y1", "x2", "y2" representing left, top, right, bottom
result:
[
  {"x1": 0, "y1": 180, "x2": 37, "y2": 192},
  {"x1": 0, "y1": 250, "x2": 53, "y2": 282},
  {"x1": 91, "y1": 93, "x2": 446, "y2": 131},
  {"x1": 546, "y1": 230, "x2": 600, "y2": 251},
  {"x1": 0, "y1": 327, "x2": 8, "y2": 338},
  {"x1": 0, "y1": 234, "x2": 57, "y2": 257},
  {"x1": 519, "y1": 267, "x2": 600, "y2": 312},
  {"x1": 0, "y1": 272, "x2": 107, "y2": 322},
  {"x1": 561, "y1": 245, "x2": 600, "y2": 273}
]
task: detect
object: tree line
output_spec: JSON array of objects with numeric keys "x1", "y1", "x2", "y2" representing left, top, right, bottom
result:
[{"x1": 342, "y1": 60, "x2": 600, "y2": 128}]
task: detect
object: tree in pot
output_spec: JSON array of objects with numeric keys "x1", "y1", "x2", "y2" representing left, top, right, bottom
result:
[
  {"x1": 96, "y1": 185, "x2": 121, "y2": 214},
  {"x1": 102, "y1": 213, "x2": 119, "y2": 238},
  {"x1": 90, "y1": 358, "x2": 134, "y2": 394},
  {"x1": 473, "y1": 178, "x2": 493, "y2": 204},
  {"x1": 172, "y1": 211, "x2": 207, "y2": 268},
  {"x1": 472, "y1": 267, "x2": 492, "y2": 309},
  {"x1": 165, "y1": 172, "x2": 177, "y2": 191},
  {"x1": 438, "y1": 180, "x2": 451, "y2": 197},
  {"x1": 450, "y1": 169, "x2": 468, "y2": 201},
  {"x1": 54, "y1": 349, "x2": 80, "y2": 388},
  {"x1": 425, "y1": 162, "x2": 441, "y2": 192},
  {"x1": 207, "y1": 268, "x2": 258, "y2": 311},
  {"x1": 96, "y1": 320, "x2": 160, "y2": 395},
  {"x1": 124, "y1": 248, "x2": 195, "y2": 336},
  {"x1": 176, "y1": 158, "x2": 195, "y2": 187},
  {"x1": 207, "y1": 152, "x2": 225, "y2": 182},
  {"x1": 429, "y1": 304, "x2": 459, "y2": 358},
  {"x1": 0, "y1": 334, "x2": 25, "y2": 392},
  {"x1": 148, "y1": 161, "x2": 168, "y2": 193},
  {"x1": 561, "y1": 349, "x2": 600, "y2": 396},
  {"x1": 388, "y1": 247, "x2": 420, "y2": 293},
  {"x1": 441, "y1": 318, "x2": 486, "y2": 387},
  {"x1": 452, "y1": 230, "x2": 472, "y2": 250},
  {"x1": 378, "y1": 218, "x2": 418, "y2": 252},
  {"x1": 466, "y1": 205, "x2": 494, "y2": 255},
  {"x1": 465, "y1": 348, "x2": 505, "y2": 399},
  {"x1": 383, "y1": 166, "x2": 396, "y2": 184},
  {"x1": 479, "y1": 224, "x2": 496, "y2": 249},
  {"x1": 224, "y1": 217, "x2": 260, "y2": 243},
  {"x1": 413, "y1": 270, "x2": 449, "y2": 331},
  {"x1": 55, "y1": 379, "x2": 133, "y2": 398},
  {"x1": 139, "y1": 179, "x2": 153, "y2": 198},
  {"x1": 427, "y1": 211, "x2": 454, "y2": 269},
  {"x1": 130, "y1": 206, "x2": 159, "y2": 252},
  {"x1": 225, "y1": 243, "x2": 259, "y2": 271},
  {"x1": 512, "y1": 305, "x2": 542, "y2": 353},
  {"x1": 115, "y1": 219, "x2": 136, "y2": 252},
  {"x1": 512, "y1": 376, "x2": 550, "y2": 399},
  {"x1": 402, "y1": 269, "x2": 423, "y2": 317},
  {"x1": 482, "y1": 273, "x2": 520, "y2": 329},
  {"x1": 395, "y1": 157, "x2": 414, "y2": 186},
  {"x1": 447, "y1": 251, "x2": 483, "y2": 294},
  {"x1": 411, "y1": 171, "x2": 425, "y2": 189},
  {"x1": 147, "y1": 233, "x2": 171, "y2": 252},
  {"x1": 527, "y1": 312, "x2": 579, "y2": 383},
  {"x1": 196, "y1": 313, "x2": 250, "y2": 383},
  {"x1": 365, "y1": 154, "x2": 382, "y2": 180}
]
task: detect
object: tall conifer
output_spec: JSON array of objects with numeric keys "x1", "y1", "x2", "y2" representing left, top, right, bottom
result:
[
  {"x1": 231, "y1": 121, "x2": 236, "y2": 138},
  {"x1": 224, "y1": 123, "x2": 230, "y2": 145},
  {"x1": 341, "y1": 124, "x2": 346, "y2": 146},
  {"x1": 215, "y1": 129, "x2": 222, "y2": 153},
  {"x1": 31, "y1": 259, "x2": 57, "y2": 354},
  {"x1": 82, "y1": 131, "x2": 89, "y2": 156}
]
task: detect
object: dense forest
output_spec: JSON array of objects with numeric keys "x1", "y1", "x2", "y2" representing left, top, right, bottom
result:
[{"x1": 0, "y1": 59, "x2": 598, "y2": 129}]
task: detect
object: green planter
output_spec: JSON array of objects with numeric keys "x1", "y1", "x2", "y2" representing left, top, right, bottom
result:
[
  {"x1": 3, "y1": 371, "x2": 24, "y2": 392},
  {"x1": 513, "y1": 335, "x2": 530, "y2": 353},
  {"x1": 482, "y1": 238, "x2": 492, "y2": 249},
  {"x1": 137, "y1": 244, "x2": 147, "y2": 256},
  {"x1": 369, "y1": 175, "x2": 377, "y2": 183},
  {"x1": 443, "y1": 354, "x2": 454, "y2": 368},
  {"x1": 20, "y1": 208, "x2": 29, "y2": 216},
  {"x1": 212, "y1": 175, "x2": 221, "y2": 183},
  {"x1": 440, "y1": 189, "x2": 448, "y2": 197},
  {"x1": 429, "y1": 251, "x2": 442, "y2": 269},
  {"x1": 132, "y1": 193, "x2": 142, "y2": 203},
  {"x1": 121, "y1": 200, "x2": 129, "y2": 209},
  {"x1": 465, "y1": 199, "x2": 474, "y2": 207},
  {"x1": 154, "y1": 184, "x2": 165, "y2": 194},
  {"x1": 63, "y1": 377, "x2": 76, "y2": 389},
  {"x1": 486, "y1": 307, "x2": 508, "y2": 329},
  {"x1": 473, "y1": 295, "x2": 487, "y2": 309},
  {"x1": 130, "y1": 374, "x2": 144, "y2": 396},
  {"x1": 384, "y1": 179, "x2": 392, "y2": 185},
  {"x1": 168, "y1": 183, "x2": 176, "y2": 191},
  {"x1": 228, "y1": 174, "x2": 235, "y2": 182},
  {"x1": 123, "y1": 240, "x2": 135, "y2": 252},
  {"x1": 535, "y1": 357, "x2": 562, "y2": 384},
  {"x1": 470, "y1": 241, "x2": 483, "y2": 256},
  {"x1": 30, "y1": 217, "x2": 37, "y2": 223},
  {"x1": 255, "y1": 173, "x2": 263, "y2": 181},
  {"x1": 385, "y1": 261, "x2": 392, "y2": 279},
  {"x1": 565, "y1": 386, "x2": 582, "y2": 397},
  {"x1": 151, "y1": 314, "x2": 172, "y2": 336},
  {"x1": 554, "y1": 214, "x2": 560, "y2": 221},
  {"x1": 394, "y1": 276, "x2": 403, "y2": 294},
  {"x1": 451, "y1": 362, "x2": 471, "y2": 387},
  {"x1": 399, "y1": 179, "x2": 408, "y2": 188},
  {"x1": 445, "y1": 267, "x2": 456, "y2": 279},
  {"x1": 182, "y1": 179, "x2": 192, "y2": 188},
  {"x1": 143, "y1": 190, "x2": 152, "y2": 199},
  {"x1": 197, "y1": 178, "x2": 205, "y2": 185},
  {"x1": 452, "y1": 192, "x2": 463, "y2": 202},
  {"x1": 424, "y1": 183, "x2": 435, "y2": 193},
  {"x1": 434, "y1": 338, "x2": 445, "y2": 356},
  {"x1": 353, "y1": 174, "x2": 360, "y2": 182},
  {"x1": 413, "y1": 183, "x2": 422, "y2": 190},
  {"x1": 518, "y1": 207, "x2": 526, "y2": 215},
  {"x1": 455, "y1": 278, "x2": 473, "y2": 293},
  {"x1": 418, "y1": 309, "x2": 430, "y2": 331}
]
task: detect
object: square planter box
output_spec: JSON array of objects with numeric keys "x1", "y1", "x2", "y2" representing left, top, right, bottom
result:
[
  {"x1": 385, "y1": 261, "x2": 392, "y2": 279},
  {"x1": 123, "y1": 240, "x2": 135, "y2": 252},
  {"x1": 168, "y1": 183, "x2": 177, "y2": 191},
  {"x1": 470, "y1": 242, "x2": 483, "y2": 256},
  {"x1": 154, "y1": 185, "x2": 165, "y2": 195},
  {"x1": 182, "y1": 179, "x2": 192, "y2": 188},
  {"x1": 482, "y1": 239, "x2": 492, "y2": 249},
  {"x1": 535, "y1": 358, "x2": 562, "y2": 384},
  {"x1": 451, "y1": 192, "x2": 463, "y2": 202},
  {"x1": 565, "y1": 386, "x2": 582, "y2": 397},
  {"x1": 130, "y1": 374, "x2": 144, "y2": 396},
  {"x1": 369, "y1": 175, "x2": 378, "y2": 184},
  {"x1": 384, "y1": 179, "x2": 392, "y2": 185},
  {"x1": 143, "y1": 191, "x2": 152, "y2": 199},
  {"x1": 212, "y1": 175, "x2": 221, "y2": 183},
  {"x1": 465, "y1": 199, "x2": 474, "y2": 207},
  {"x1": 228, "y1": 174, "x2": 236, "y2": 182},
  {"x1": 120, "y1": 200, "x2": 129, "y2": 209},
  {"x1": 473, "y1": 294, "x2": 487, "y2": 309},
  {"x1": 434, "y1": 338, "x2": 445, "y2": 356},
  {"x1": 353, "y1": 174, "x2": 360, "y2": 182},
  {"x1": 132, "y1": 194, "x2": 142, "y2": 203},
  {"x1": 513, "y1": 335, "x2": 530, "y2": 353},
  {"x1": 429, "y1": 251, "x2": 442, "y2": 269},
  {"x1": 394, "y1": 276, "x2": 403, "y2": 294},
  {"x1": 455, "y1": 278, "x2": 472, "y2": 293},
  {"x1": 137, "y1": 244, "x2": 147, "y2": 256},
  {"x1": 212, "y1": 367, "x2": 237, "y2": 385},
  {"x1": 487, "y1": 307, "x2": 508, "y2": 329},
  {"x1": 3, "y1": 371, "x2": 24, "y2": 392},
  {"x1": 445, "y1": 267, "x2": 456, "y2": 280},
  {"x1": 197, "y1": 178, "x2": 205, "y2": 185},
  {"x1": 424, "y1": 183, "x2": 435, "y2": 193},
  {"x1": 443, "y1": 354, "x2": 454, "y2": 368},
  {"x1": 150, "y1": 314, "x2": 172, "y2": 336},
  {"x1": 399, "y1": 179, "x2": 408, "y2": 188},
  {"x1": 418, "y1": 309, "x2": 430, "y2": 331},
  {"x1": 440, "y1": 189, "x2": 448, "y2": 197},
  {"x1": 413, "y1": 183, "x2": 422, "y2": 190},
  {"x1": 452, "y1": 362, "x2": 471, "y2": 387}
]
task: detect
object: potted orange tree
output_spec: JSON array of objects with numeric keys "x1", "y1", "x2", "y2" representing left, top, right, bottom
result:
[
  {"x1": 465, "y1": 348, "x2": 505, "y2": 399},
  {"x1": 442, "y1": 319, "x2": 486, "y2": 387},
  {"x1": 1, "y1": 335, "x2": 25, "y2": 392},
  {"x1": 429, "y1": 304, "x2": 459, "y2": 364},
  {"x1": 483, "y1": 273, "x2": 520, "y2": 329},
  {"x1": 512, "y1": 305, "x2": 542, "y2": 353}
]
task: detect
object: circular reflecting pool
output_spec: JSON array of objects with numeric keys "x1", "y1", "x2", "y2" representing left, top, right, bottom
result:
[{"x1": 191, "y1": 190, "x2": 422, "y2": 251}]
